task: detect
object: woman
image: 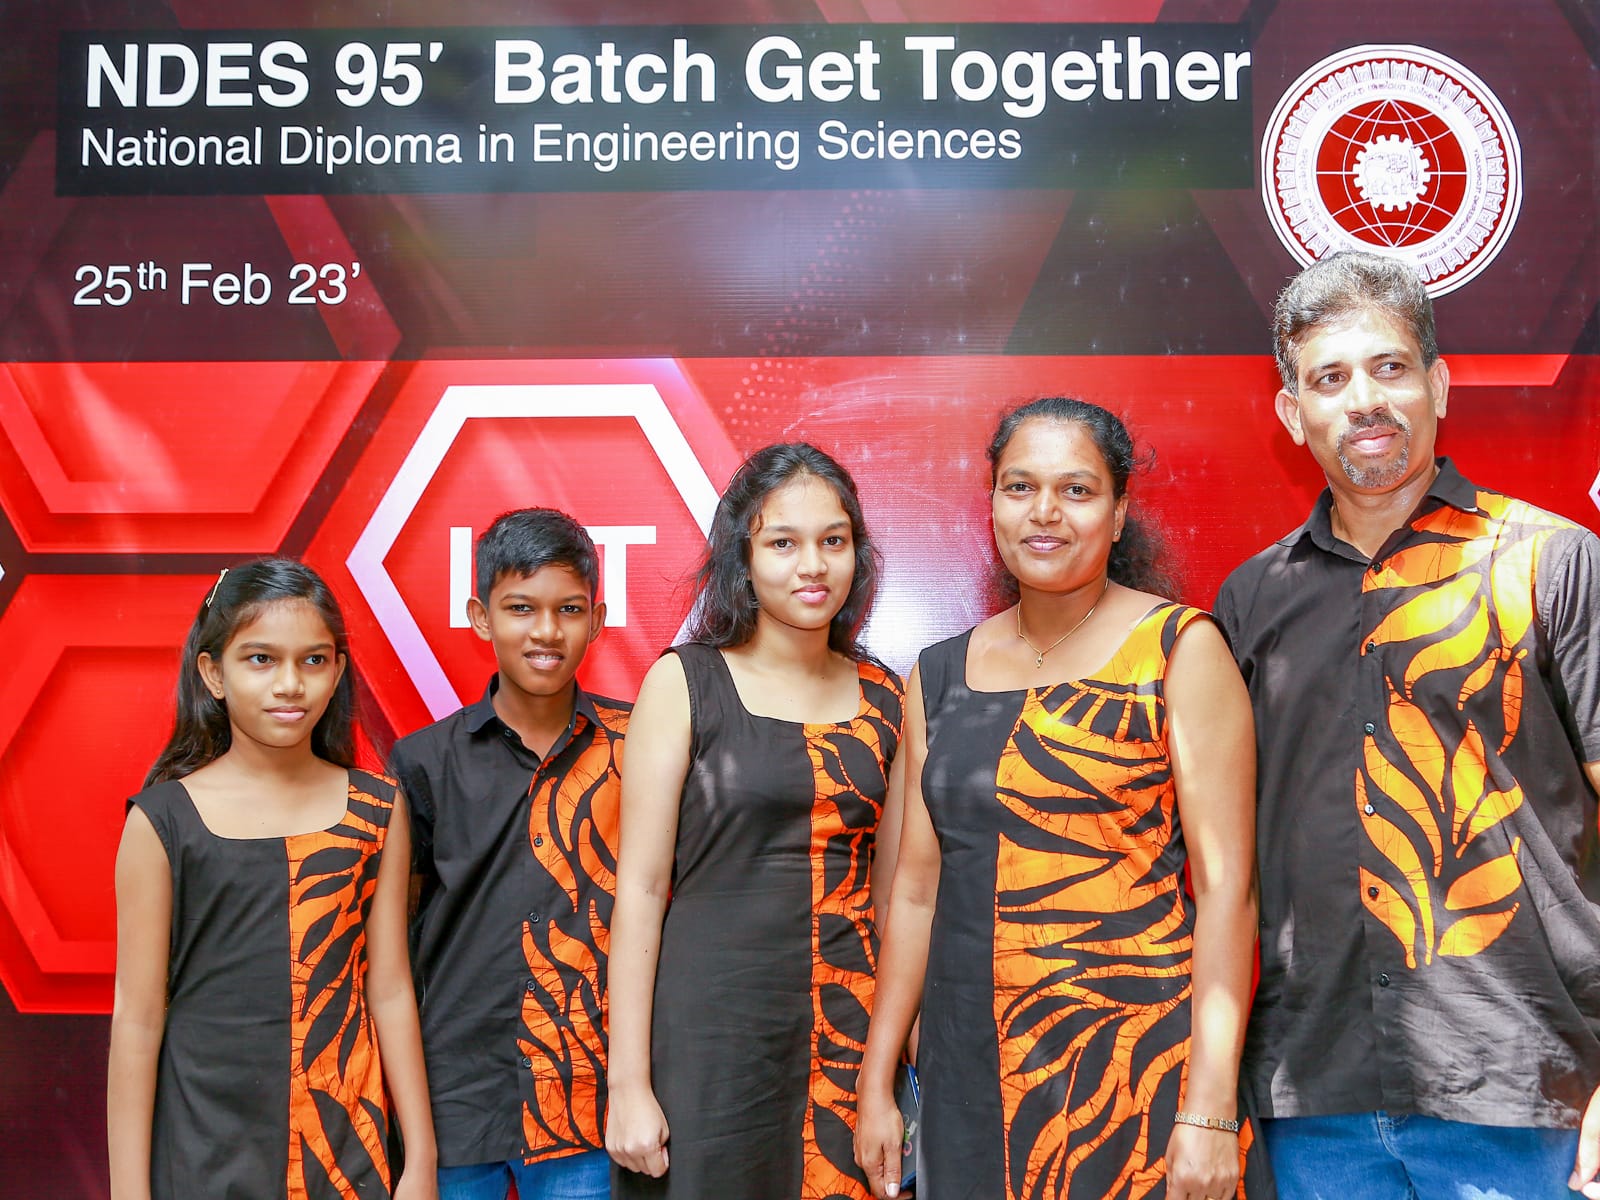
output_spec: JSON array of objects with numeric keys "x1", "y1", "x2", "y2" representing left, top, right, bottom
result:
[
  {"x1": 855, "y1": 398, "x2": 1266, "y2": 1200},
  {"x1": 607, "y1": 443, "x2": 904, "y2": 1199}
]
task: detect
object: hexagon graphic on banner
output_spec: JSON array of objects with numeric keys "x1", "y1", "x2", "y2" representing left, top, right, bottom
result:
[
  {"x1": 306, "y1": 360, "x2": 744, "y2": 739},
  {"x1": 0, "y1": 574, "x2": 208, "y2": 1013},
  {"x1": 0, "y1": 361, "x2": 384, "y2": 554}
]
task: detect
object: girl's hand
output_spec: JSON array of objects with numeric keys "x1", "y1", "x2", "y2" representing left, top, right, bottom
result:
[
  {"x1": 392, "y1": 1165, "x2": 440, "y2": 1200},
  {"x1": 606, "y1": 1085, "x2": 670, "y2": 1178},
  {"x1": 1163, "y1": 1123, "x2": 1240, "y2": 1200},
  {"x1": 852, "y1": 1085, "x2": 904, "y2": 1199}
]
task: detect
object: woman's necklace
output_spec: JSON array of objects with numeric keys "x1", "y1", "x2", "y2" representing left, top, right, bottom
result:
[{"x1": 1015, "y1": 578, "x2": 1111, "y2": 669}]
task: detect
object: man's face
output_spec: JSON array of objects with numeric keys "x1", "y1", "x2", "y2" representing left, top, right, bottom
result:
[{"x1": 1276, "y1": 306, "x2": 1449, "y2": 494}]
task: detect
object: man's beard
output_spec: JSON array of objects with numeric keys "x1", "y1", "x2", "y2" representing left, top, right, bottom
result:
[{"x1": 1336, "y1": 410, "x2": 1411, "y2": 488}]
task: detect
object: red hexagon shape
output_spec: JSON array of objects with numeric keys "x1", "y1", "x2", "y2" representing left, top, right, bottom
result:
[
  {"x1": 306, "y1": 360, "x2": 744, "y2": 740},
  {"x1": 0, "y1": 360, "x2": 384, "y2": 553},
  {"x1": 0, "y1": 573, "x2": 208, "y2": 1013}
]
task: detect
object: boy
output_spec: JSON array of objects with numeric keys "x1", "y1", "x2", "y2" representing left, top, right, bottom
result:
[{"x1": 390, "y1": 508, "x2": 629, "y2": 1200}]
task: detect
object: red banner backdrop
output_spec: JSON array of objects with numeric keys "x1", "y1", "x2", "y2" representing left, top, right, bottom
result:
[{"x1": 1, "y1": 0, "x2": 1595, "y2": 1193}]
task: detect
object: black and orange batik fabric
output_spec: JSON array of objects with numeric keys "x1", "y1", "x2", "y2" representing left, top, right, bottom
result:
[
  {"x1": 615, "y1": 644, "x2": 902, "y2": 1200},
  {"x1": 518, "y1": 696, "x2": 629, "y2": 1158},
  {"x1": 131, "y1": 768, "x2": 397, "y2": 1200},
  {"x1": 918, "y1": 607, "x2": 1267, "y2": 1200},
  {"x1": 394, "y1": 683, "x2": 630, "y2": 1169},
  {"x1": 1217, "y1": 460, "x2": 1600, "y2": 1127},
  {"x1": 1356, "y1": 492, "x2": 1579, "y2": 964}
]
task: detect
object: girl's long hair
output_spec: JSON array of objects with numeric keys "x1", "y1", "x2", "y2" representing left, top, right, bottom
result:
[
  {"x1": 143, "y1": 558, "x2": 358, "y2": 787},
  {"x1": 987, "y1": 396, "x2": 1178, "y2": 598},
  {"x1": 685, "y1": 442, "x2": 881, "y2": 660}
]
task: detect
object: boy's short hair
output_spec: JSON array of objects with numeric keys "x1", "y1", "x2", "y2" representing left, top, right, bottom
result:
[{"x1": 474, "y1": 508, "x2": 600, "y2": 601}]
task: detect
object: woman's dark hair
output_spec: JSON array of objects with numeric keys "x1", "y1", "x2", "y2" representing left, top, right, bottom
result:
[
  {"x1": 144, "y1": 558, "x2": 359, "y2": 787},
  {"x1": 986, "y1": 396, "x2": 1177, "y2": 597},
  {"x1": 685, "y1": 442, "x2": 880, "y2": 659}
]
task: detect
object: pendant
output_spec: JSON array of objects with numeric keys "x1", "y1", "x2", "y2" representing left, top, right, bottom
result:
[{"x1": 1034, "y1": 652, "x2": 1045, "y2": 668}]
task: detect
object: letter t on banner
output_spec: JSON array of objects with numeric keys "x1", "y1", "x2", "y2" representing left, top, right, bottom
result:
[{"x1": 449, "y1": 524, "x2": 655, "y2": 628}]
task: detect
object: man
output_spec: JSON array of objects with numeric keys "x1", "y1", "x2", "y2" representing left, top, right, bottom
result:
[{"x1": 1215, "y1": 251, "x2": 1600, "y2": 1199}]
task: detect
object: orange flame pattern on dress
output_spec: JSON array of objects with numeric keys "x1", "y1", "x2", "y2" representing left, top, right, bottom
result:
[
  {"x1": 800, "y1": 663, "x2": 902, "y2": 1200},
  {"x1": 991, "y1": 606, "x2": 1249, "y2": 1200},
  {"x1": 284, "y1": 778, "x2": 392, "y2": 1199},
  {"x1": 520, "y1": 700, "x2": 628, "y2": 1158},
  {"x1": 1358, "y1": 493, "x2": 1565, "y2": 967}
]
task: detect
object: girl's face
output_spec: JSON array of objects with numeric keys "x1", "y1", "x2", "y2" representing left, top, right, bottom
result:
[
  {"x1": 747, "y1": 474, "x2": 857, "y2": 636},
  {"x1": 197, "y1": 599, "x2": 346, "y2": 755},
  {"x1": 991, "y1": 417, "x2": 1128, "y2": 595}
]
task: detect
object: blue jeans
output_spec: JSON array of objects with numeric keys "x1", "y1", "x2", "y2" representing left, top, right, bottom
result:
[
  {"x1": 1261, "y1": 1112, "x2": 1582, "y2": 1200},
  {"x1": 437, "y1": 1148, "x2": 611, "y2": 1200}
]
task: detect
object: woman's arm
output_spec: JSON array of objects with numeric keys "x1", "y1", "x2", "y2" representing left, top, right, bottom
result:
[
  {"x1": 366, "y1": 793, "x2": 438, "y2": 1199},
  {"x1": 605, "y1": 653, "x2": 692, "y2": 1178},
  {"x1": 107, "y1": 808, "x2": 172, "y2": 1200},
  {"x1": 869, "y1": 742, "x2": 908, "y2": 924},
  {"x1": 1161, "y1": 618, "x2": 1258, "y2": 1200},
  {"x1": 855, "y1": 664, "x2": 940, "y2": 1200}
]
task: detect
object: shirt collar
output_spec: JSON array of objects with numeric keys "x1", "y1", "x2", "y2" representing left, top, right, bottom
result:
[
  {"x1": 1287, "y1": 456, "x2": 1479, "y2": 556},
  {"x1": 464, "y1": 675, "x2": 596, "y2": 741}
]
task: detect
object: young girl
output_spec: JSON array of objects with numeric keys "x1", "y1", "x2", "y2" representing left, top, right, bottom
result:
[
  {"x1": 606, "y1": 443, "x2": 904, "y2": 1200},
  {"x1": 107, "y1": 558, "x2": 437, "y2": 1200},
  {"x1": 855, "y1": 399, "x2": 1268, "y2": 1200}
]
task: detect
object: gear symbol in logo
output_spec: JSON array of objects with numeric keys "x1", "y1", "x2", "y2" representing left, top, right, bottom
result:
[{"x1": 1352, "y1": 134, "x2": 1432, "y2": 212}]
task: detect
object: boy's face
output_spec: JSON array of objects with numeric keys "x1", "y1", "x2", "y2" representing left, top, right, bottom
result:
[{"x1": 466, "y1": 564, "x2": 604, "y2": 701}]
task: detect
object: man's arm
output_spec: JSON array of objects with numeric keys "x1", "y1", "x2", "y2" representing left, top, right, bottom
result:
[{"x1": 1572, "y1": 756, "x2": 1600, "y2": 1199}]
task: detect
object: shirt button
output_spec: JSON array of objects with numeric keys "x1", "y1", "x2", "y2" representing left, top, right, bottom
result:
[
  {"x1": 1364, "y1": 804, "x2": 1376, "y2": 816},
  {"x1": 1377, "y1": 972, "x2": 1391, "y2": 987},
  {"x1": 533, "y1": 835, "x2": 544, "y2": 847},
  {"x1": 1366, "y1": 641, "x2": 1377, "y2": 654},
  {"x1": 520, "y1": 1055, "x2": 533, "y2": 1069},
  {"x1": 1363, "y1": 722, "x2": 1376, "y2": 735},
  {"x1": 528, "y1": 911, "x2": 541, "y2": 924},
  {"x1": 525, "y1": 978, "x2": 537, "y2": 992},
  {"x1": 1367, "y1": 885, "x2": 1380, "y2": 898}
]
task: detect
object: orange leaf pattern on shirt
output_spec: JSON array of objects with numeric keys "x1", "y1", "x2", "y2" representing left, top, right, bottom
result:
[
  {"x1": 1358, "y1": 493, "x2": 1565, "y2": 967},
  {"x1": 520, "y1": 700, "x2": 628, "y2": 1158},
  {"x1": 799, "y1": 663, "x2": 902, "y2": 1200},
  {"x1": 284, "y1": 779, "x2": 392, "y2": 1200}
]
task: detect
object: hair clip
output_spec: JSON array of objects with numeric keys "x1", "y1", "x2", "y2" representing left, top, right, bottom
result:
[{"x1": 205, "y1": 567, "x2": 230, "y2": 608}]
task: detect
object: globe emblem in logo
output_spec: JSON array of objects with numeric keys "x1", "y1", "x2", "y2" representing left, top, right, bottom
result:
[{"x1": 1262, "y1": 45, "x2": 1521, "y2": 296}]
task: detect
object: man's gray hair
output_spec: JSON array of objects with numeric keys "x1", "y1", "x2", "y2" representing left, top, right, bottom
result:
[{"x1": 1272, "y1": 251, "x2": 1438, "y2": 392}]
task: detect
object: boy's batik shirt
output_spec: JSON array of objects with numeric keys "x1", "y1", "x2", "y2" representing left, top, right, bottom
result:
[
  {"x1": 1217, "y1": 458, "x2": 1600, "y2": 1127},
  {"x1": 391, "y1": 678, "x2": 628, "y2": 1166}
]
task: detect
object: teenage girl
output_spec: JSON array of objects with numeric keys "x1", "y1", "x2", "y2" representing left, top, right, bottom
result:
[
  {"x1": 107, "y1": 558, "x2": 437, "y2": 1200},
  {"x1": 606, "y1": 443, "x2": 904, "y2": 1200}
]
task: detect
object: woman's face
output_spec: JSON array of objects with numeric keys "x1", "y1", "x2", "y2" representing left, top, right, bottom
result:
[
  {"x1": 747, "y1": 474, "x2": 857, "y2": 636},
  {"x1": 991, "y1": 417, "x2": 1127, "y2": 595}
]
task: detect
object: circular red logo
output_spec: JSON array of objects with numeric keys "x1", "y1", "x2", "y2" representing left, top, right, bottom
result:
[{"x1": 1262, "y1": 45, "x2": 1521, "y2": 296}]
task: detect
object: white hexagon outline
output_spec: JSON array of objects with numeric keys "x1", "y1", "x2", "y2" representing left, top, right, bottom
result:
[{"x1": 349, "y1": 383, "x2": 720, "y2": 720}]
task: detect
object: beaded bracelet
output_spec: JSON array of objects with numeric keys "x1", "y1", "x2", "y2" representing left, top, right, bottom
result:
[{"x1": 1173, "y1": 1111, "x2": 1241, "y2": 1133}]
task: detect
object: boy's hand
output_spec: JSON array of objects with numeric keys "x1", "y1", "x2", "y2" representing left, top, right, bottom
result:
[{"x1": 606, "y1": 1086, "x2": 671, "y2": 1178}]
